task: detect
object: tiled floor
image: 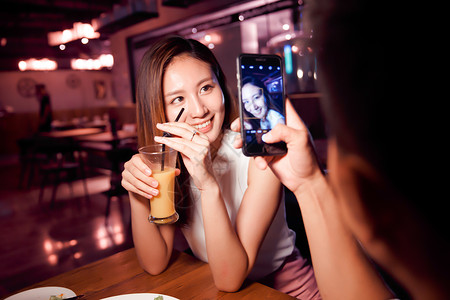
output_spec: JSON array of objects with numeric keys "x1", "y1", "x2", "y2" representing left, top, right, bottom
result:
[{"x1": 0, "y1": 156, "x2": 134, "y2": 298}]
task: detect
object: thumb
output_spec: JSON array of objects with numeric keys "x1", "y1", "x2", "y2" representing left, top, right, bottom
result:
[
  {"x1": 262, "y1": 123, "x2": 298, "y2": 145},
  {"x1": 230, "y1": 117, "x2": 240, "y2": 132}
]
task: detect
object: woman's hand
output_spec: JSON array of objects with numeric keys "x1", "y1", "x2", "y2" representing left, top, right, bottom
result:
[
  {"x1": 121, "y1": 154, "x2": 161, "y2": 200},
  {"x1": 231, "y1": 99, "x2": 323, "y2": 194},
  {"x1": 154, "y1": 122, "x2": 217, "y2": 191}
]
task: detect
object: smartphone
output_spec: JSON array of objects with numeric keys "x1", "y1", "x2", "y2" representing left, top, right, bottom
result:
[{"x1": 237, "y1": 53, "x2": 287, "y2": 156}]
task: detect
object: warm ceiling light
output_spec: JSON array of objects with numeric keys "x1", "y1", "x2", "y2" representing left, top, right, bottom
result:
[
  {"x1": 18, "y1": 61, "x2": 27, "y2": 71},
  {"x1": 62, "y1": 29, "x2": 73, "y2": 43},
  {"x1": 48, "y1": 23, "x2": 100, "y2": 46},
  {"x1": 18, "y1": 58, "x2": 58, "y2": 71},
  {"x1": 71, "y1": 54, "x2": 113, "y2": 70}
]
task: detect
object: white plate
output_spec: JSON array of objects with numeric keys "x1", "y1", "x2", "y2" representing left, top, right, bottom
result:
[
  {"x1": 4, "y1": 286, "x2": 76, "y2": 300},
  {"x1": 101, "y1": 293, "x2": 179, "y2": 300}
]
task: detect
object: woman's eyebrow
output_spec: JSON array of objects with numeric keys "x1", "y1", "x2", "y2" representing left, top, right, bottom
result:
[
  {"x1": 164, "y1": 76, "x2": 214, "y2": 97},
  {"x1": 164, "y1": 89, "x2": 183, "y2": 98},
  {"x1": 196, "y1": 76, "x2": 213, "y2": 87},
  {"x1": 252, "y1": 88, "x2": 263, "y2": 98},
  {"x1": 164, "y1": 77, "x2": 214, "y2": 98}
]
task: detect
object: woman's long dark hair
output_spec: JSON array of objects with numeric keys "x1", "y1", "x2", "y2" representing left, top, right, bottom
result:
[{"x1": 136, "y1": 35, "x2": 237, "y2": 225}]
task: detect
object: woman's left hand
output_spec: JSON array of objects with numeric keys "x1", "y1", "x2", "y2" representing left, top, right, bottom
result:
[{"x1": 154, "y1": 122, "x2": 217, "y2": 190}]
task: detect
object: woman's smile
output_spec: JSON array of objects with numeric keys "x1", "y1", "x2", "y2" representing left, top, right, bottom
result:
[
  {"x1": 192, "y1": 118, "x2": 213, "y2": 133},
  {"x1": 251, "y1": 106, "x2": 263, "y2": 118}
]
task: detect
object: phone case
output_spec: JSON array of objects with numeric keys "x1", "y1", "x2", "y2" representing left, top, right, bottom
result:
[{"x1": 237, "y1": 54, "x2": 287, "y2": 157}]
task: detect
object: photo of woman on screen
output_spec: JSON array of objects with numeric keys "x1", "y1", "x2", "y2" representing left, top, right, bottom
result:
[{"x1": 241, "y1": 76, "x2": 285, "y2": 130}]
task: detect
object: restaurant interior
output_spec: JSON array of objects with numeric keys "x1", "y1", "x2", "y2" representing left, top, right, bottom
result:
[{"x1": 0, "y1": 0, "x2": 329, "y2": 298}]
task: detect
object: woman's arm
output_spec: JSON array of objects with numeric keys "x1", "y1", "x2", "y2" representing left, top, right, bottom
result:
[
  {"x1": 122, "y1": 155, "x2": 176, "y2": 275},
  {"x1": 154, "y1": 122, "x2": 282, "y2": 292},
  {"x1": 200, "y1": 159, "x2": 282, "y2": 292},
  {"x1": 129, "y1": 193, "x2": 176, "y2": 275}
]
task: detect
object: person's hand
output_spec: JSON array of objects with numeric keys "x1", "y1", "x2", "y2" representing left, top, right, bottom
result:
[
  {"x1": 122, "y1": 154, "x2": 181, "y2": 200},
  {"x1": 154, "y1": 122, "x2": 217, "y2": 190},
  {"x1": 230, "y1": 99, "x2": 323, "y2": 194},
  {"x1": 122, "y1": 154, "x2": 161, "y2": 199}
]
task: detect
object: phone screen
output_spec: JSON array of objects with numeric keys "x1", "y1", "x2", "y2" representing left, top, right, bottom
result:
[{"x1": 237, "y1": 54, "x2": 287, "y2": 156}]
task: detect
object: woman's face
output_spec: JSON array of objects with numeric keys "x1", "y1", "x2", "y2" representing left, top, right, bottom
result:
[
  {"x1": 163, "y1": 54, "x2": 225, "y2": 143},
  {"x1": 241, "y1": 83, "x2": 267, "y2": 119}
]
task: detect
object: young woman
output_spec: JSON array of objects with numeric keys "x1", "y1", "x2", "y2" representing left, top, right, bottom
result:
[
  {"x1": 121, "y1": 36, "x2": 320, "y2": 298},
  {"x1": 241, "y1": 76, "x2": 285, "y2": 130}
]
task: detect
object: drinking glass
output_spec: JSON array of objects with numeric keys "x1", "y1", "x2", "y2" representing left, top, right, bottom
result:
[{"x1": 139, "y1": 144, "x2": 178, "y2": 224}]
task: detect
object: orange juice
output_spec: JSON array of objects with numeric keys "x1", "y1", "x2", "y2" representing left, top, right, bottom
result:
[{"x1": 150, "y1": 167, "x2": 176, "y2": 218}]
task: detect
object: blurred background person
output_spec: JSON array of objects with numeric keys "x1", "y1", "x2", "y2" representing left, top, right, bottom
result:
[{"x1": 35, "y1": 84, "x2": 53, "y2": 132}]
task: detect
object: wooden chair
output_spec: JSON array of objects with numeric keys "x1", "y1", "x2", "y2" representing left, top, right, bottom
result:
[
  {"x1": 103, "y1": 145, "x2": 136, "y2": 218},
  {"x1": 36, "y1": 138, "x2": 89, "y2": 208},
  {"x1": 17, "y1": 136, "x2": 47, "y2": 189}
]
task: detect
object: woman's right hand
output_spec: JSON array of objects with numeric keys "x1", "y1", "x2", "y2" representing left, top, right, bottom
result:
[{"x1": 121, "y1": 154, "x2": 161, "y2": 200}]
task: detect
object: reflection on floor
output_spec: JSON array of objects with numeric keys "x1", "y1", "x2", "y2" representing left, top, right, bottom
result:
[{"x1": 0, "y1": 158, "x2": 134, "y2": 298}]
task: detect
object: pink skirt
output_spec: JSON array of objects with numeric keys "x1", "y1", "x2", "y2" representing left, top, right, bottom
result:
[{"x1": 258, "y1": 247, "x2": 321, "y2": 299}]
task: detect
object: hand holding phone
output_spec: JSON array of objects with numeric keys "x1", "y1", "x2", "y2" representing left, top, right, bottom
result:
[
  {"x1": 231, "y1": 98, "x2": 323, "y2": 195},
  {"x1": 237, "y1": 53, "x2": 287, "y2": 156}
]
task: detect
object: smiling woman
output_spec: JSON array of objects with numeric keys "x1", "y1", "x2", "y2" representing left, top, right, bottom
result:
[
  {"x1": 162, "y1": 53, "x2": 225, "y2": 140},
  {"x1": 120, "y1": 36, "x2": 321, "y2": 298},
  {"x1": 134, "y1": 37, "x2": 236, "y2": 149}
]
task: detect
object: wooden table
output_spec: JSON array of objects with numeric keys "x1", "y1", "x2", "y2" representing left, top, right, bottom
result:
[
  {"x1": 39, "y1": 127, "x2": 103, "y2": 139},
  {"x1": 15, "y1": 248, "x2": 295, "y2": 299},
  {"x1": 75, "y1": 130, "x2": 136, "y2": 148}
]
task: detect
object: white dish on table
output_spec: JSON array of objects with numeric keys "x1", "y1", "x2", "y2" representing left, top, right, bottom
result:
[
  {"x1": 101, "y1": 293, "x2": 179, "y2": 300},
  {"x1": 4, "y1": 286, "x2": 76, "y2": 300}
]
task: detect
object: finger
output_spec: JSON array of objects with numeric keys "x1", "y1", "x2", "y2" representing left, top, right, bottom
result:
[
  {"x1": 155, "y1": 136, "x2": 207, "y2": 160},
  {"x1": 285, "y1": 98, "x2": 308, "y2": 131},
  {"x1": 156, "y1": 122, "x2": 208, "y2": 143},
  {"x1": 262, "y1": 122, "x2": 308, "y2": 146},
  {"x1": 126, "y1": 155, "x2": 158, "y2": 186},
  {"x1": 121, "y1": 169, "x2": 159, "y2": 199},
  {"x1": 126, "y1": 154, "x2": 153, "y2": 177},
  {"x1": 232, "y1": 134, "x2": 243, "y2": 149},
  {"x1": 261, "y1": 123, "x2": 290, "y2": 144},
  {"x1": 254, "y1": 156, "x2": 270, "y2": 170},
  {"x1": 123, "y1": 155, "x2": 160, "y2": 194},
  {"x1": 230, "y1": 117, "x2": 240, "y2": 132},
  {"x1": 162, "y1": 123, "x2": 209, "y2": 148},
  {"x1": 121, "y1": 178, "x2": 154, "y2": 199}
]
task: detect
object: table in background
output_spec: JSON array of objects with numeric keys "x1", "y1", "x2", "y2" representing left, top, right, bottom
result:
[
  {"x1": 38, "y1": 127, "x2": 103, "y2": 139},
  {"x1": 75, "y1": 130, "x2": 137, "y2": 148},
  {"x1": 17, "y1": 128, "x2": 104, "y2": 190},
  {"x1": 9, "y1": 248, "x2": 295, "y2": 299},
  {"x1": 75, "y1": 130, "x2": 138, "y2": 187},
  {"x1": 76, "y1": 130, "x2": 138, "y2": 218}
]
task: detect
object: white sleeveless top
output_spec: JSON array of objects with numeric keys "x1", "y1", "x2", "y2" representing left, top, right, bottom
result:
[{"x1": 181, "y1": 130, "x2": 296, "y2": 281}]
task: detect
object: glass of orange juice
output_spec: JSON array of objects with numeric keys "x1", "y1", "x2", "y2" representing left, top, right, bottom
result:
[{"x1": 139, "y1": 144, "x2": 178, "y2": 225}]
